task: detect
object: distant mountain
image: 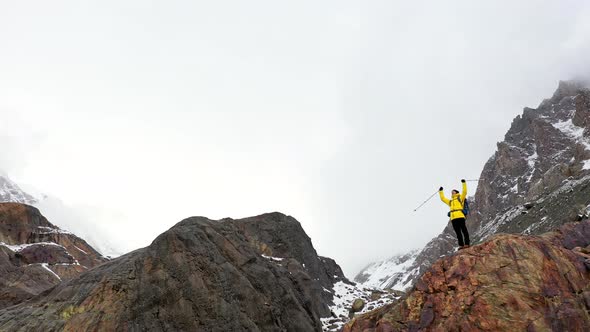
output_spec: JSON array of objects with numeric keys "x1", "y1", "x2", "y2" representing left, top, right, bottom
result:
[
  {"x1": 0, "y1": 174, "x2": 36, "y2": 205},
  {"x1": 357, "y1": 80, "x2": 590, "y2": 291},
  {"x1": 0, "y1": 172, "x2": 121, "y2": 257},
  {"x1": 354, "y1": 249, "x2": 419, "y2": 290}
]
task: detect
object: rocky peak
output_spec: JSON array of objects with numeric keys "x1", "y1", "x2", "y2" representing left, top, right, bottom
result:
[
  {"x1": 227, "y1": 212, "x2": 347, "y2": 289},
  {"x1": 550, "y1": 79, "x2": 589, "y2": 104},
  {"x1": 473, "y1": 80, "x2": 590, "y2": 235},
  {"x1": 356, "y1": 80, "x2": 590, "y2": 294},
  {"x1": 0, "y1": 212, "x2": 349, "y2": 331}
]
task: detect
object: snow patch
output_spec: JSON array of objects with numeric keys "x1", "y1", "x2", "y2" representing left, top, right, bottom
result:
[
  {"x1": 552, "y1": 119, "x2": 590, "y2": 157},
  {"x1": 37, "y1": 226, "x2": 73, "y2": 235},
  {"x1": 39, "y1": 263, "x2": 62, "y2": 281},
  {"x1": 0, "y1": 241, "x2": 65, "y2": 252},
  {"x1": 261, "y1": 254, "x2": 284, "y2": 262},
  {"x1": 527, "y1": 150, "x2": 538, "y2": 168},
  {"x1": 509, "y1": 183, "x2": 518, "y2": 193},
  {"x1": 321, "y1": 281, "x2": 400, "y2": 331},
  {"x1": 0, "y1": 175, "x2": 37, "y2": 205},
  {"x1": 553, "y1": 118, "x2": 585, "y2": 140},
  {"x1": 74, "y1": 245, "x2": 88, "y2": 255}
]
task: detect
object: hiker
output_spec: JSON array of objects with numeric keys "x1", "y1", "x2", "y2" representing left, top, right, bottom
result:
[{"x1": 439, "y1": 179, "x2": 470, "y2": 250}]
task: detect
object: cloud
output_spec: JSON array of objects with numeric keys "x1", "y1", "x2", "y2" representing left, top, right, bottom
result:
[
  {"x1": 0, "y1": 110, "x2": 44, "y2": 175},
  {"x1": 1, "y1": 0, "x2": 589, "y2": 278}
]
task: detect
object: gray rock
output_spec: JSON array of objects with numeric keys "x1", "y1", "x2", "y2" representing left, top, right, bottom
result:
[{"x1": 0, "y1": 212, "x2": 348, "y2": 332}]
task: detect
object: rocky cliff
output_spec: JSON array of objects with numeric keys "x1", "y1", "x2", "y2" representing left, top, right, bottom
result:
[
  {"x1": 0, "y1": 203, "x2": 107, "y2": 309},
  {"x1": 357, "y1": 80, "x2": 590, "y2": 291},
  {"x1": 0, "y1": 212, "x2": 348, "y2": 332},
  {"x1": 344, "y1": 220, "x2": 590, "y2": 331}
]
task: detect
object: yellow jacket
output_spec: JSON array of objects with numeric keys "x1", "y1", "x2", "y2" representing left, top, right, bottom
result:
[{"x1": 439, "y1": 182, "x2": 467, "y2": 220}]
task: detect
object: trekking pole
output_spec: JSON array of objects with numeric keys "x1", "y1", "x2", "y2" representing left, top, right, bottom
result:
[
  {"x1": 413, "y1": 190, "x2": 439, "y2": 212},
  {"x1": 464, "y1": 179, "x2": 480, "y2": 182}
]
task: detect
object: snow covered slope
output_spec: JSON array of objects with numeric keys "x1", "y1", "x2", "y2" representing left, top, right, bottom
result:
[
  {"x1": 0, "y1": 174, "x2": 37, "y2": 205},
  {"x1": 354, "y1": 249, "x2": 419, "y2": 290},
  {"x1": 321, "y1": 281, "x2": 401, "y2": 332}
]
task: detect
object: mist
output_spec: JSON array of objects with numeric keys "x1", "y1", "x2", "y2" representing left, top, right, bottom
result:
[{"x1": 1, "y1": 1, "x2": 590, "y2": 277}]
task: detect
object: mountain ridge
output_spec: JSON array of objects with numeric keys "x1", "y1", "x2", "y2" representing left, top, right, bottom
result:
[
  {"x1": 0, "y1": 211, "x2": 351, "y2": 332},
  {"x1": 356, "y1": 79, "x2": 590, "y2": 291}
]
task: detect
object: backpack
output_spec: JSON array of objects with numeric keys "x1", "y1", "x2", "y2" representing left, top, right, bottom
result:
[
  {"x1": 462, "y1": 198, "x2": 470, "y2": 216},
  {"x1": 447, "y1": 197, "x2": 470, "y2": 218}
]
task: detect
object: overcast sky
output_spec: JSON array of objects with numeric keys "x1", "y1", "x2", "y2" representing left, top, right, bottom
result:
[{"x1": 1, "y1": 1, "x2": 590, "y2": 276}]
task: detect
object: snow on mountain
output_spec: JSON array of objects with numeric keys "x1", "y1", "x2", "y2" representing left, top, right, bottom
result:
[
  {"x1": 33, "y1": 195, "x2": 123, "y2": 258},
  {"x1": 354, "y1": 249, "x2": 419, "y2": 290},
  {"x1": 321, "y1": 281, "x2": 401, "y2": 332},
  {"x1": 0, "y1": 170, "x2": 121, "y2": 258},
  {"x1": 354, "y1": 80, "x2": 590, "y2": 293},
  {"x1": 0, "y1": 174, "x2": 37, "y2": 205}
]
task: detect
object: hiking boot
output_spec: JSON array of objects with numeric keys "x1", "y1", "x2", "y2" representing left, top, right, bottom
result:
[
  {"x1": 458, "y1": 246, "x2": 466, "y2": 250},
  {"x1": 464, "y1": 245, "x2": 471, "y2": 249}
]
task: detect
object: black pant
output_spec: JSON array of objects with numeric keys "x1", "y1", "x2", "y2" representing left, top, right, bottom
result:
[{"x1": 451, "y1": 218, "x2": 470, "y2": 246}]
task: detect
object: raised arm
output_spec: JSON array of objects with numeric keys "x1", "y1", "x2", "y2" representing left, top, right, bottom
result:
[
  {"x1": 439, "y1": 187, "x2": 450, "y2": 205},
  {"x1": 461, "y1": 179, "x2": 467, "y2": 201}
]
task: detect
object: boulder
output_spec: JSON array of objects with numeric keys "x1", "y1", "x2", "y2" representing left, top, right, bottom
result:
[{"x1": 351, "y1": 299, "x2": 365, "y2": 312}]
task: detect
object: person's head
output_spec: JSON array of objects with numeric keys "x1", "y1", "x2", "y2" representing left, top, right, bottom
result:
[{"x1": 452, "y1": 189, "x2": 459, "y2": 195}]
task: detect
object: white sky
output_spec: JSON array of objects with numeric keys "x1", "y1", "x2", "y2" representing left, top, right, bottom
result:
[{"x1": 1, "y1": 0, "x2": 589, "y2": 276}]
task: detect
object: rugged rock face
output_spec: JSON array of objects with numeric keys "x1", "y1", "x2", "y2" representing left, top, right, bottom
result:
[
  {"x1": 358, "y1": 80, "x2": 590, "y2": 291},
  {"x1": 0, "y1": 212, "x2": 348, "y2": 332},
  {"x1": 0, "y1": 203, "x2": 107, "y2": 309},
  {"x1": 344, "y1": 220, "x2": 590, "y2": 331},
  {"x1": 228, "y1": 213, "x2": 346, "y2": 303},
  {"x1": 472, "y1": 80, "x2": 590, "y2": 235}
]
